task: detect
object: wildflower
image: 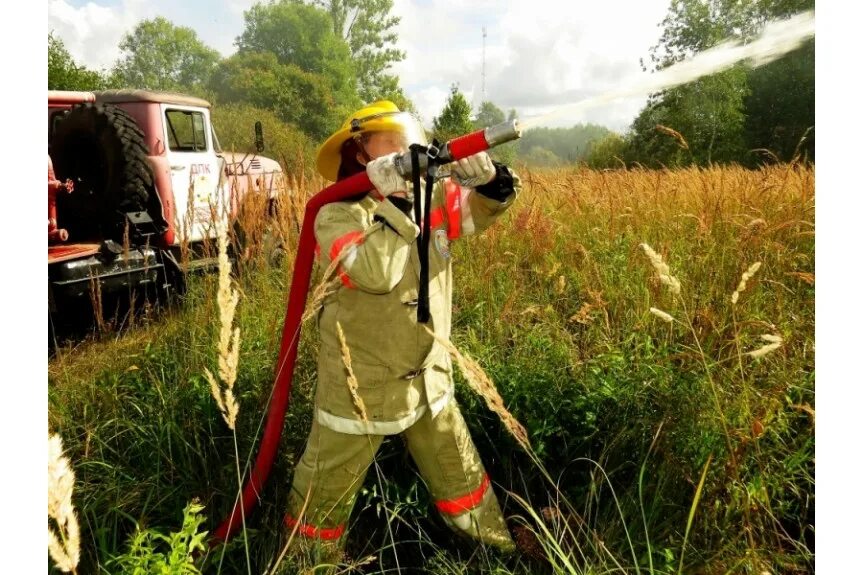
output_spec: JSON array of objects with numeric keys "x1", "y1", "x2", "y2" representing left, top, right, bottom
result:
[
  {"x1": 649, "y1": 307, "x2": 675, "y2": 323},
  {"x1": 732, "y1": 262, "x2": 762, "y2": 305},
  {"x1": 48, "y1": 433, "x2": 80, "y2": 573},
  {"x1": 640, "y1": 243, "x2": 681, "y2": 295}
]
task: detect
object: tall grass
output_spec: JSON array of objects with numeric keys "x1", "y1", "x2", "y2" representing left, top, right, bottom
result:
[{"x1": 48, "y1": 162, "x2": 814, "y2": 574}]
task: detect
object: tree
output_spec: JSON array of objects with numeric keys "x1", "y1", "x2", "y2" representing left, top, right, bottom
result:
[
  {"x1": 432, "y1": 85, "x2": 473, "y2": 143},
  {"x1": 628, "y1": 0, "x2": 787, "y2": 166},
  {"x1": 313, "y1": 0, "x2": 406, "y2": 102},
  {"x1": 209, "y1": 51, "x2": 342, "y2": 140},
  {"x1": 517, "y1": 124, "x2": 613, "y2": 164},
  {"x1": 111, "y1": 17, "x2": 220, "y2": 92},
  {"x1": 741, "y1": 0, "x2": 815, "y2": 162},
  {"x1": 586, "y1": 133, "x2": 627, "y2": 169},
  {"x1": 647, "y1": 0, "x2": 750, "y2": 70},
  {"x1": 236, "y1": 0, "x2": 359, "y2": 114},
  {"x1": 627, "y1": 67, "x2": 749, "y2": 167},
  {"x1": 628, "y1": 0, "x2": 815, "y2": 167},
  {"x1": 48, "y1": 32, "x2": 106, "y2": 90},
  {"x1": 633, "y1": 0, "x2": 751, "y2": 166},
  {"x1": 743, "y1": 39, "x2": 813, "y2": 162},
  {"x1": 380, "y1": 78, "x2": 419, "y2": 117},
  {"x1": 472, "y1": 101, "x2": 516, "y2": 164},
  {"x1": 521, "y1": 146, "x2": 562, "y2": 167},
  {"x1": 473, "y1": 101, "x2": 506, "y2": 130},
  {"x1": 210, "y1": 102, "x2": 315, "y2": 176}
]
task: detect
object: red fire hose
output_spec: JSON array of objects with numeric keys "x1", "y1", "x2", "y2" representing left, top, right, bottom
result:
[{"x1": 212, "y1": 120, "x2": 521, "y2": 543}]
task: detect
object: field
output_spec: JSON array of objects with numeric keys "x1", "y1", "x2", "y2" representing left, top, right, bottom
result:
[{"x1": 48, "y1": 163, "x2": 815, "y2": 574}]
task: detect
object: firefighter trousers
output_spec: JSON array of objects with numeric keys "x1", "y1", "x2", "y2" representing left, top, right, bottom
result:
[{"x1": 284, "y1": 399, "x2": 514, "y2": 559}]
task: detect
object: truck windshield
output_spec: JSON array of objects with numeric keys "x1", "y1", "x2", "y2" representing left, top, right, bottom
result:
[{"x1": 165, "y1": 109, "x2": 208, "y2": 152}]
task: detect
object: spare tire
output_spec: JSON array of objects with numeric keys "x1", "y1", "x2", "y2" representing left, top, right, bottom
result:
[{"x1": 52, "y1": 103, "x2": 167, "y2": 241}]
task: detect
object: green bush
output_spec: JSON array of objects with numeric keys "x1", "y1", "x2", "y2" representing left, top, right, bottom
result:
[{"x1": 211, "y1": 103, "x2": 316, "y2": 178}]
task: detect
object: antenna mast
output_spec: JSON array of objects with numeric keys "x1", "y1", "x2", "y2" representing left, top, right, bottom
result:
[{"x1": 482, "y1": 26, "x2": 487, "y2": 102}]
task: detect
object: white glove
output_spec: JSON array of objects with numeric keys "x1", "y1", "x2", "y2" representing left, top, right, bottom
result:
[
  {"x1": 366, "y1": 152, "x2": 409, "y2": 198},
  {"x1": 450, "y1": 152, "x2": 496, "y2": 188}
]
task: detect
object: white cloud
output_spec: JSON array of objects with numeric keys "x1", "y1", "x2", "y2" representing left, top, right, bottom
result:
[
  {"x1": 226, "y1": 0, "x2": 257, "y2": 15},
  {"x1": 48, "y1": 0, "x2": 670, "y2": 131},
  {"x1": 48, "y1": 0, "x2": 155, "y2": 71},
  {"x1": 392, "y1": 0, "x2": 671, "y2": 131}
]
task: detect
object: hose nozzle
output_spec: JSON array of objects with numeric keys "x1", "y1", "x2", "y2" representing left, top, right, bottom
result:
[
  {"x1": 394, "y1": 118, "x2": 522, "y2": 177},
  {"x1": 484, "y1": 119, "x2": 522, "y2": 148}
]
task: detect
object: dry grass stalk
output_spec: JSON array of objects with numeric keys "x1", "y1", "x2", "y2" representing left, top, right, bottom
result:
[
  {"x1": 731, "y1": 262, "x2": 762, "y2": 305},
  {"x1": 569, "y1": 302, "x2": 595, "y2": 325},
  {"x1": 425, "y1": 328, "x2": 531, "y2": 451},
  {"x1": 205, "y1": 223, "x2": 242, "y2": 430},
  {"x1": 48, "y1": 432, "x2": 80, "y2": 574},
  {"x1": 655, "y1": 124, "x2": 690, "y2": 150},
  {"x1": 179, "y1": 177, "x2": 195, "y2": 267},
  {"x1": 747, "y1": 334, "x2": 783, "y2": 359},
  {"x1": 785, "y1": 271, "x2": 814, "y2": 286},
  {"x1": 301, "y1": 256, "x2": 343, "y2": 325},
  {"x1": 87, "y1": 269, "x2": 108, "y2": 334},
  {"x1": 336, "y1": 321, "x2": 368, "y2": 421},
  {"x1": 521, "y1": 305, "x2": 543, "y2": 317},
  {"x1": 640, "y1": 243, "x2": 681, "y2": 295},
  {"x1": 649, "y1": 307, "x2": 676, "y2": 323}
]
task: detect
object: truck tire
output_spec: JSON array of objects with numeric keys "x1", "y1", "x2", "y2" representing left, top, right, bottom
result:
[{"x1": 51, "y1": 103, "x2": 167, "y2": 241}]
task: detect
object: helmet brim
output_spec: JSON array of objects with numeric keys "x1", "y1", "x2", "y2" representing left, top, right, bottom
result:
[
  {"x1": 316, "y1": 112, "x2": 428, "y2": 182},
  {"x1": 316, "y1": 130, "x2": 354, "y2": 183}
]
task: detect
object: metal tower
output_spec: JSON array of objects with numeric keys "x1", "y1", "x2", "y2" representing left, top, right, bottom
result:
[{"x1": 482, "y1": 26, "x2": 487, "y2": 103}]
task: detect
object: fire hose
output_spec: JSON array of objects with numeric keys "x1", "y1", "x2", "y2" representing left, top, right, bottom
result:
[{"x1": 212, "y1": 119, "x2": 522, "y2": 543}]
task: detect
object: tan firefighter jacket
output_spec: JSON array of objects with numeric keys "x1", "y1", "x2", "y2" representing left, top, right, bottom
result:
[{"x1": 312, "y1": 171, "x2": 520, "y2": 435}]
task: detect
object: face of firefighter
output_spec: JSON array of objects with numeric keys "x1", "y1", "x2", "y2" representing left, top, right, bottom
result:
[{"x1": 357, "y1": 131, "x2": 407, "y2": 163}]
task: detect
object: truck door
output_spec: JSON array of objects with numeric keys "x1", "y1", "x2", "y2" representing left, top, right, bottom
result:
[{"x1": 162, "y1": 104, "x2": 226, "y2": 245}]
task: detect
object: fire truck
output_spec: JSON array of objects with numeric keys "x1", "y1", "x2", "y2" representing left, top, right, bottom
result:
[{"x1": 48, "y1": 89, "x2": 283, "y2": 336}]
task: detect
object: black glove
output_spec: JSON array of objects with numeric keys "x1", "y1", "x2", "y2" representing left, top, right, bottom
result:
[{"x1": 475, "y1": 161, "x2": 516, "y2": 202}]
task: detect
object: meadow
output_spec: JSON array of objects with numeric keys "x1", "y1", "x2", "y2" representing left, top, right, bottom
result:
[{"x1": 48, "y1": 162, "x2": 815, "y2": 574}]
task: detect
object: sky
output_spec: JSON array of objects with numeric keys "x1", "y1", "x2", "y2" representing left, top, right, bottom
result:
[{"x1": 48, "y1": 0, "x2": 671, "y2": 132}]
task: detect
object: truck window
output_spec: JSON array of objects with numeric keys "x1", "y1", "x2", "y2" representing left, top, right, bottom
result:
[{"x1": 165, "y1": 109, "x2": 208, "y2": 152}]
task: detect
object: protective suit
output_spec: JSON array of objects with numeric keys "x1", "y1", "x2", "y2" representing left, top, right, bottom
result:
[{"x1": 286, "y1": 101, "x2": 519, "y2": 560}]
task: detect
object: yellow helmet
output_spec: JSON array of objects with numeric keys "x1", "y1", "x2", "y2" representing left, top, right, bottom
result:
[{"x1": 316, "y1": 100, "x2": 427, "y2": 181}]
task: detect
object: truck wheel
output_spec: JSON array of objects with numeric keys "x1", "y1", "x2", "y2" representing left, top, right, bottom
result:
[{"x1": 51, "y1": 103, "x2": 167, "y2": 241}]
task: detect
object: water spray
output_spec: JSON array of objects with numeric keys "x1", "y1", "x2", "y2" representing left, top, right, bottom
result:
[{"x1": 520, "y1": 10, "x2": 815, "y2": 130}]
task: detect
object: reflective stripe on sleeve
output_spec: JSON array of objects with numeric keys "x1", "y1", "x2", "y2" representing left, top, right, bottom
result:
[
  {"x1": 329, "y1": 230, "x2": 365, "y2": 263},
  {"x1": 328, "y1": 230, "x2": 364, "y2": 288},
  {"x1": 337, "y1": 269, "x2": 356, "y2": 288}
]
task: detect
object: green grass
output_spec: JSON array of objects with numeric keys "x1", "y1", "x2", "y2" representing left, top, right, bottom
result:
[{"x1": 49, "y1": 163, "x2": 814, "y2": 574}]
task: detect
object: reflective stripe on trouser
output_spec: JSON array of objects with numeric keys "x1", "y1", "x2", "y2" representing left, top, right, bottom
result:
[
  {"x1": 285, "y1": 399, "x2": 514, "y2": 553},
  {"x1": 402, "y1": 399, "x2": 514, "y2": 552}
]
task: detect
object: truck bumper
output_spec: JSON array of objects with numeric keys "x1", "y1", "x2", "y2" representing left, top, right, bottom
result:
[{"x1": 49, "y1": 246, "x2": 164, "y2": 300}]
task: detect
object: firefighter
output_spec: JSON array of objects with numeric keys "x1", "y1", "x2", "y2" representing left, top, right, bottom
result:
[{"x1": 285, "y1": 100, "x2": 520, "y2": 562}]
